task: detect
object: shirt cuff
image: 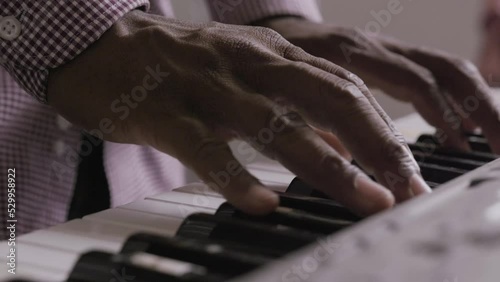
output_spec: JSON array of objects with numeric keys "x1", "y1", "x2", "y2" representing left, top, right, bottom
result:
[
  {"x1": 207, "y1": 0, "x2": 322, "y2": 25},
  {"x1": 0, "y1": 0, "x2": 150, "y2": 103}
]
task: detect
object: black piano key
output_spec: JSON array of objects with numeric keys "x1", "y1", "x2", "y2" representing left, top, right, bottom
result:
[
  {"x1": 468, "y1": 136, "x2": 492, "y2": 153},
  {"x1": 418, "y1": 162, "x2": 468, "y2": 184},
  {"x1": 417, "y1": 134, "x2": 492, "y2": 153},
  {"x1": 426, "y1": 181, "x2": 440, "y2": 189},
  {"x1": 286, "y1": 177, "x2": 331, "y2": 199},
  {"x1": 409, "y1": 143, "x2": 497, "y2": 163},
  {"x1": 278, "y1": 193, "x2": 361, "y2": 221},
  {"x1": 121, "y1": 233, "x2": 270, "y2": 275},
  {"x1": 215, "y1": 203, "x2": 353, "y2": 235},
  {"x1": 411, "y1": 150, "x2": 485, "y2": 171},
  {"x1": 176, "y1": 213, "x2": 317, "y2": 257},
  {"x1": 67, "y1": 251, "x2": 224, "y2": 282}
]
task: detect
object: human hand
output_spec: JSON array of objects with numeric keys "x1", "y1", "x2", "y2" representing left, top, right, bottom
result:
[
  {"x1": 262, "y1": 17, "x2": 500, "y2": 153},
  {"x1": 479, "y1": 0, "x2": 500, "y2": 87},
  {"x1": 48, "y1": 11, "x2": 429, "y2": 217}
]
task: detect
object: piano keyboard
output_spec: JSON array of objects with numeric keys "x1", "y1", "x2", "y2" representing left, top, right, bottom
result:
[{"x1": 2, "y1": 114, "x2": 500, "y2": 282}]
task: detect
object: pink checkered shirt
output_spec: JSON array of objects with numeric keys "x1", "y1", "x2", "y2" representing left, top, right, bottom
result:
[{"x1": 0, "y1": 0, "x2": 321, "y2": 239}]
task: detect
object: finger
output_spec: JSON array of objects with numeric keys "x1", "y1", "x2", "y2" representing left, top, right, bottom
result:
[
  {"x1": 442, "y1": 93, "x2": 479, "y2": 133},
  {"x1": 222, "y1": 93, "x2": 394, "y2": 216},
  {"x1": 146, "y1": 115, "x2": 279, "y2": 215},
  {"x1": 245, "y1": 48, "x2": 430, "y2": 201},
  {"x1": 380, "y1": 40, "x2": 500, "y2": 153},
  {"x1": 435, "y1": 58, "x2": 500, "y2": 152},
  {"x1": 313, "y1": 128, "x2": 352, "y2": 161},
  {"x1": 322, "y1": 43, "x2": 471, "y2": 151},
  {"x1": 282, "y1": 47, "x2": 432, "y2": 198}
]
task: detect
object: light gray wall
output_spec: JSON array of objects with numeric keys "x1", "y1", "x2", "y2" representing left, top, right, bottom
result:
[{"x1": 169, "y1": 0, "x2": 483, "y2": 119}]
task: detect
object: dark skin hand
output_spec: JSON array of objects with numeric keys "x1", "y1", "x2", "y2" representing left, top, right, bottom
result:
[
  {"x1": 48, "y1": 11, "x2": 430, "y2": 217},
  {"x1": 260, "y1": 17, "x2": 500, "y2": 153},
  {"x1": 479, "y1": 1, "x2": 500, "y2": 88}
]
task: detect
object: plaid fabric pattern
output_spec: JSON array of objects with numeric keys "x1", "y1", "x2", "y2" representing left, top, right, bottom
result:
[
  {"x1": 0, "y1": 0, "x2": 322, "y2": 239},
  {"x1": 0, "y1": 0, "x2": 150, "y2": 103},
  {"x1": 0, "y1": 68, "x2": 82, "y2": 238}
]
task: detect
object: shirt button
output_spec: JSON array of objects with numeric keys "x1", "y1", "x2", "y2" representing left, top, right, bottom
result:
[
  {"x1": 56, "y1": 115, "x2": 72, "y2": 130},
  {"x1": 53, "y1": 140, "x2": 66, "y2": 157},
  {"x1": 0, "y1": 16, "x2": 22, "y2": 41}
]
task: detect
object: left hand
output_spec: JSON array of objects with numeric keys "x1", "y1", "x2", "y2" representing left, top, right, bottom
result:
[{"x1": 259, "y1": 17, "x2": 500, "y2": 153}]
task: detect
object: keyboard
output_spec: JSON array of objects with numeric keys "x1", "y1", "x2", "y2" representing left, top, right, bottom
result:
[{"x1": 1, "y1": 114, "x2": 499, "y2": 282}]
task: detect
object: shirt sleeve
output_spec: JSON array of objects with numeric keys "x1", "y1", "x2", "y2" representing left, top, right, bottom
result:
[
  {"x1": 206, "y1": 0, "x2": 322, "y2": 25},
  {"x1": 0, "y1": 0, "x2": 150, "y2": 103}
]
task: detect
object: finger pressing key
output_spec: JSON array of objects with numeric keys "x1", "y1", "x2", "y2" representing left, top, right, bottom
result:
[
  {"x1": 246, "y1": 46, "x2": 431, "y2": 202},
  {"x1": 146, "y1": 115, "x2": 279, "y2": 215},
  {"x1": 222, "y1": 92, "x2": 395, "y2": 216}
]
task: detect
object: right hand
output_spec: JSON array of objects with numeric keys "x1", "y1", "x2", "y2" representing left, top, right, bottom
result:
[
  {"x1": 48, "y1": 10, "x2": 430, "y2": 217},
  {"x1": 480, "y1": 0, "x2": 500, "y2": 87}
]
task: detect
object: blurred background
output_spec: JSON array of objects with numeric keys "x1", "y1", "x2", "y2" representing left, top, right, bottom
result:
[{"x1": 170, "y1": 0, "x2": 483, "y2": 119}]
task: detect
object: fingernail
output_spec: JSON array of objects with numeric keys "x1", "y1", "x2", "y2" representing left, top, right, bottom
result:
[{"x1": 409, "y1": 174, "x2": 432, "y2": 195}]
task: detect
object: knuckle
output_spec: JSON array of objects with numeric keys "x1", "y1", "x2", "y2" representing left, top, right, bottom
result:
[
  {"x1": 254, "y1": 25, "x2": 281, "y2": 38},
  {"x1": 133, "y1": 25, "x2": 165, "y2": 44},
  {"x1": 281, "y1": 43, "x2": 303, "y2": 58},
  {"x1": 252, "y1": 26, "x2": 297, "y2": 56},
  {"x1": 319, "y1": 154, "x2": 344, "y2": 172},
  {"x1": 227, "y1": 36, "x2": 256, "y2": 54},
  {"x1": 318, "y1": 154, "x2": 358, "y2": 180},
  {"x1": 264, "y1": 103, "x2": 308, "y2": 134},
  {"x1": 381, "y1": 140, "x2": 411, "y2": 164},
  {"x1": 379, "y1": 140, "x2": 419, "y2": 179},
  {"x1": 290, "y1": 61, "x2": 312, "y2": 71},
  {"x1": 396, "y1": 62, "x2": 439, "y2": 96},
  {"x1": 415, "y1": 71, "x2": 440, "y2": 94},
  {"x1": 345, "y1": 71, "x2": 366, "y2": 87},
  {"x1": 346, "y1": 28, "x2": 372, "y2": 47},
  {"x1": 447, "y1": 57, "x2": 479, "y2": 74},
  {"x1": 321, "y1": 79, "x2": 370, "y2": 116},
  {"x1": 338, "y1": 80, "x2": 364, "y2": 98},
  {"x1": 269, "y1": 110, "x2": 307, "y2": 133}
]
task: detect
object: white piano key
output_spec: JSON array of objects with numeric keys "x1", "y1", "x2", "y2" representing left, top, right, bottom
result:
[
  {"x1": 128, "y1": 252, "x2": 204, "y2": 277},
  {"x1": 175, "y1": 183, "x2": 288, "y2": 197},
  {"x1": 246, "y1": 162, "x2": 295, "y2": 188},
  {"x1": 120, "y1": 199, "x2": 216, "y2": 219},
  {"x1": 83, "y1": 208, "x2": 182, "y2": 237},
  {"x1": 0, "y1": 243, "x2": 78, "y2": 273},
  {"x1": 174, "y1": 183, "x2": 224, "y2": 198},
  {"x1": 145, "y1": 191, "x2": 225, "y2": 210},
  {"x1": 0, "y1": 263, "x2": 67, "y2": 282},
  {"x1": 17, "y1": 222, "x2": 140, "y2": 254}
]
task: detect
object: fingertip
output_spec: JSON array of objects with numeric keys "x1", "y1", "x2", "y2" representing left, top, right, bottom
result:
[
  {"x1": 233, "y1": 184, "x2": 280, "y2": 216},
  {"x1": 409, "y1": 174, "x2": 432, "y2": 195},
  {"x1": 353, "y1": 175, "x2": 395, "y2": 217},
  {"x1": 442, "y1": 134, "x2": 471, "y2": 152}
]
